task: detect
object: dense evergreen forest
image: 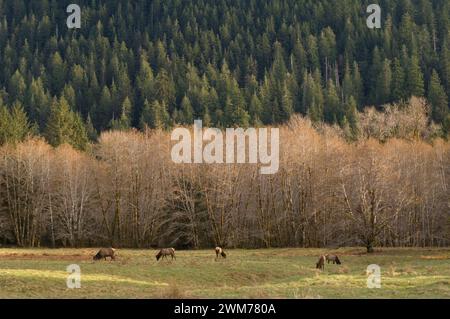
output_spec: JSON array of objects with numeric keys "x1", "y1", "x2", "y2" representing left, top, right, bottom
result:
[{"x1": 0, "y1": 0, "x2": 449, "y2": 150}]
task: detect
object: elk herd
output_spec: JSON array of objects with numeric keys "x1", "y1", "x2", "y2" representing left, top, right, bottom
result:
[{"x1": 92, "y1": 247, "x2": 340, "y2": 271}]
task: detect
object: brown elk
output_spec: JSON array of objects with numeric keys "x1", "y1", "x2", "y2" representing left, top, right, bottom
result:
[
  {"x1": 316, "y1": 255, "x2": 326, "y2": 270},
  {"x1": 215, "y1": 247, "x2": 227, "y2": 260},
  {"x1": 156, "y1": 248, "x2": 176, "y2": 261},
  {"x1": 326, "y1": 254, "x2": 342, "y2": 264},
  {"x1": 93, "y1": 248, "x2": 116, "y2": 261}
]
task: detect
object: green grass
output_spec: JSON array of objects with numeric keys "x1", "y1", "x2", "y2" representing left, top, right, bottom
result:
[{"x1": 0, "y1": 248, "x2": 449, "y2": 299}]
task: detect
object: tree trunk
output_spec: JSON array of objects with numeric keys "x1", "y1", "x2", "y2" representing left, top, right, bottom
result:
[{"x1": 366, "y1": 241, "x2": 375, "y2": 253}]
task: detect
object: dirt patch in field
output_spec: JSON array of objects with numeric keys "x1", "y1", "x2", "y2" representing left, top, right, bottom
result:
[{"x1": 420, "y1": 255, "x2": 449, "y2": 260}]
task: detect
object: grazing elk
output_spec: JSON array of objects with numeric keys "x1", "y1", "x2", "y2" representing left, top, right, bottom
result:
[
  {"x1": 316, "y1": 255, "x2": 326, "y2": 271},
  {"x1": 93, "y1": 248, "x2": 116, "y2": 261},
  {"x1": 215, "y1": 247, "x2": 227, "y2": 260},
  {"x1": 326, "y1": 254, "x2": 342, "y2": 265},
  {"x1": 156, "y1": 248, "x2": 176, "y2": 261}
]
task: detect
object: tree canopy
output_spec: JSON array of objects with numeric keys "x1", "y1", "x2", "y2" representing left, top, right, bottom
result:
[{"x1": 0, "y1": 0, "x2": 449, "y2": 146}]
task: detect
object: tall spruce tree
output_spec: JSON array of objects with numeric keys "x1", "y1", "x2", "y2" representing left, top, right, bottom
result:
[
  {"x1": 180, "y1": 95, "x2": 194, "y2": 124},
  {"x1": 324, "y1": 80, "x2": 342, "y2": 124},
  {"x1": 110, "y1": 97, "x2": 132, "y2": 130},
  {"x1": 428, "y1": 70, "x2": 449, "y2": 123},
  {"x1": 391, "y1": 58, "x2": 407, "y2": 101},
  {"x1": 45, "y1": 97, "x2": 88, "y2": 150},
  {"x1": 0, "y1": 100, "x2": 34, "y2": 145},
  {"x1": 407, "y1": 54, "x2": 425, "y2": 97}
]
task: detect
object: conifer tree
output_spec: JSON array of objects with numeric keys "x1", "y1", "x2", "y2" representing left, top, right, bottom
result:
[
  {"x1": 307, "y1": 35, "x2": 320, "y2": 71},
  {"x1": 0, "y1": 100, "x2": 34, "y2": 145},
  {"x1": 202, "y1": 104, "x2": 212, "y2": 127},
  {"x1": 231, "y1": 103, "x2": 250, "y2": 128},
  {"x1": 110, "y1": 97, "x2": 132, "y2": 130},
  {"x1": 155, "y1": 69, "x2": 176, "y2": 112},
  {"x1": 96, "y1": 86, "x2": 112, "y2": 129},
  {"x1": 45, "y1": 97, "x2": 88, "y2": 150},
  {"x1": 249, "y1": 93, "x2": 263, "y2": 126},
  {"x1": 399, "y1": 13, "x2": 415, "y2": 52},
  {"x1": 137, "y1": 53, "x2": 155, "y2": 103},
  {"x1": 86, "y1": 113, "x2": 98, "y2": 142},
  {"x1": 352, "y1": 62, "x2": 364, "y2": 107},
  {"x1": 180, "y1": 95, "x2": 194, "y2": 124},
  {"x1": 281, "y1": 81, "x2": 294, "y2": 122},
  {"x1": 343, "y1": 64, "x2": 353, "y2": 103},
  {"x1": 27, "y1": 77, "x2": 50, "y2": 129},
  {"x1": 303, "y1": 71, "x2": 324, "y2": 121},
  {"x1": 407, "y1": 54, "x2": 425, "y2": 97},
  {"x1": 369, "y1": 47, "x2": 383, "y2": 105},
  {"x1": 344, "y1": 96, "x2": 359, "y2": 139},
  {"x1": 8, "y1": 70, "x2": 26, "y2": 104},
  {"x1": 62, "y1": 84, "x2": 76, "y2": 109},
  {"x1": 376, "y1": 59, "x2": 393, "y2": 105},
  {"x1": 391, "y1": 58, "x2": 407, "y2": 101},
  {"x1": 324, "y1": 80, "x2": 342, "y2": 124},
  {"x1": 70, "y1": 112, "x2": 90, "y2": 151},
  {"x1": 319, "y1": 27, "x2": 337, "y2": 81},
  {"x1": 428, "y1": 70, "x2": 449, "y2": 123},
  {"x1": 49, "y1": 52, "x2": 66, "y2": 95}
]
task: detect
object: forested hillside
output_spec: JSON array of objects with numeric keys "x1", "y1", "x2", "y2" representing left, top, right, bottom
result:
[{"x1": 0, "y1": 0, "x2": 449, "y2": 150}]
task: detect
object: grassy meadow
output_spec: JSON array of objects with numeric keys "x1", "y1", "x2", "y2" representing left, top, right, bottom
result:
[{"x1": 0, "y1": 248, "x2": 449, "y2": 299}]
